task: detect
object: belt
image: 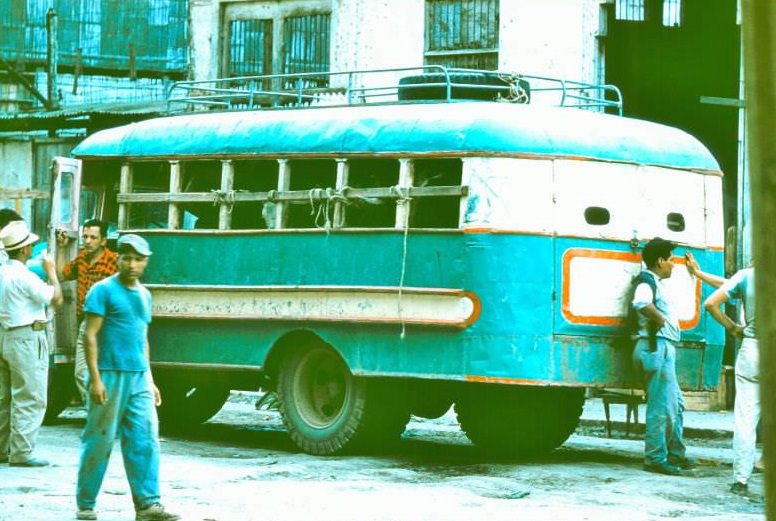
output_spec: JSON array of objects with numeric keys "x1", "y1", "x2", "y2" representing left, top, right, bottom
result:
[{"x1": 5, "y1": 320, "x2": 48, "y2": 332}]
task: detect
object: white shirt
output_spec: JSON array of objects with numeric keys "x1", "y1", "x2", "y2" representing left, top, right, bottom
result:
[
  {"x1": 0, "y1": 248, "x2": 7, "y2": 266},
  {"x1": 632, "y1": 269, "x2": 681, "y2": 342},
  {"x1": 0, "y1": 259, "x2": 55, "y2": 329}
]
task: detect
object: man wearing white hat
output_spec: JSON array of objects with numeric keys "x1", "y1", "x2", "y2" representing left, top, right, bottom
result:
[{"x1": 0, "y1": 220, "x2": 63, "y2": 466}]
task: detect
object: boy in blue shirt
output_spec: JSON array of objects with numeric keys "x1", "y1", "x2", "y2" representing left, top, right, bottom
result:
[{"x1": 75, "y1": 234, "x2": 179, "y2": 521}]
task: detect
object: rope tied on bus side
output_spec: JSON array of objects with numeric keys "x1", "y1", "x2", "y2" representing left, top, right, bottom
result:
[
  {"x1": 391, "y1": 185, "x2": 412, "y2": 339},
  {"x1": 211, "y1": 189, "x2": 236, "y2": 214},
  {"x1": 306, "y1": 187, "x2": 354, "y2": 231},
  {"x1": 497, "y1": 72, "x2": 530, "y2": 104}
]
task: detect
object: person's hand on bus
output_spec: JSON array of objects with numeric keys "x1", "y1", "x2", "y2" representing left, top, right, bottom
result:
[
  {"x1": 89, "y1": 378, "x2": 108, "y2": 405},
  {"x1": 55, "y1": 228, "x2": 70, "y2": 247},
  {"x1": 684, "y1": 251, "x2": 700, "y2": 277}
]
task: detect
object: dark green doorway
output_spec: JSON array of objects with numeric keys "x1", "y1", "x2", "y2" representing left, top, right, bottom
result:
[{"x1": 604, "y1": 0, "x2": 740, "y2": 229}]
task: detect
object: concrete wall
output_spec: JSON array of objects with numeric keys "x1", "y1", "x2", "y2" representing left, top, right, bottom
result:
[
  {"x1": 500, "y1": 0, "x2": 602, "y2": 83},
  {"x1": 191, "y1": 0, "x2": 603, "y2": 87}
]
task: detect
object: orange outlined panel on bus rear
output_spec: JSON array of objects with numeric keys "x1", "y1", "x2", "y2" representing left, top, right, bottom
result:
[{"x1": 560, "y1": 248, "x2": 701, "y2": 330}]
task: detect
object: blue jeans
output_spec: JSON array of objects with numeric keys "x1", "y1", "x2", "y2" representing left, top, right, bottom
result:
[
  {"x1": 633, "y1": 337, "x2": 686, "y2": 465},
  {"x1": 76, "y1": 371, "x2": 160, "y2": 510}
]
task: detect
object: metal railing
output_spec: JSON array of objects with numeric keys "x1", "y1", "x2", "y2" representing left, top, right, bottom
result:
[{"x1": 166, "y1": 65, "x2": 623, "y2": 115}]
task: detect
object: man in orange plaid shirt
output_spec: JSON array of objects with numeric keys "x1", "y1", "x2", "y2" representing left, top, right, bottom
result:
[{"x1": 56, "y1": 219, "x2": 117, "y2": 401}]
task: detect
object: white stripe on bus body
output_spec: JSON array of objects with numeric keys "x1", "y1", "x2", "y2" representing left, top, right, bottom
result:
[{"x1": 146, "y1": 284, "x2": 481, "y2": 328}]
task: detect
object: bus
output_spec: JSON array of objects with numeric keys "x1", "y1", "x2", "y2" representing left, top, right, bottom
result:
[{"x1": 48, "y1": 67, "x2": 725, "y2": 457}]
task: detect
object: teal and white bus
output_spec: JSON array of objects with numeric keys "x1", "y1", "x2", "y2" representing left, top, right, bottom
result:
[{"x1": 50, "y1": 67, "x2": 725, "y2": 457}]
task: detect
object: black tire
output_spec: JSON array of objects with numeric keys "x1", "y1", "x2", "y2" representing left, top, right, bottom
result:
[
  {"x1": 156, "y1": 379, "x2": 231, "y2": 429},
  {"x1": 277, "y1": 344, "x2": 410, "y2": 455},
  {"x1": 43, "y1": 364, "x2": 76, "y2": 424},
  {"x1": 398, "y1": 72, "x2": 530, "y2": 103},
  {"x1": 455, "y1": 384, "x2": 584, "y2": 459}
]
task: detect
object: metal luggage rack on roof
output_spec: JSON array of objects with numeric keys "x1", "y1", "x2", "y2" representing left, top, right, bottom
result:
[{"x1": 166, "y1": 65, "x2": 623, "y2": 116}]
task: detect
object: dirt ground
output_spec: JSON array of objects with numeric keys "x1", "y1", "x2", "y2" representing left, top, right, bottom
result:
[{"x1": 0, "y1": 392, "x2": 766, "y2": 521}]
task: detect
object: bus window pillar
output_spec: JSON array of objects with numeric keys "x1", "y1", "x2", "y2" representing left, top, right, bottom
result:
[
  {"x1": 168, "y1": 160, "x2": 181, "y2": 229},
  {"x1": 459, "y1": 158, "x2": 470, "y2": 228},
  {"x1": 334, "y1": 159, "x2": 349, "y2": 228},
  {"x1": 275, "y1": 159, "x2": 290, "y2": 229},
  {"x1": 395, "y1": 158, "x2": 414, "y2": 229},
  {"x1": 219, "y1": 159, "x2": 234, "y2": 230},
  {"x1": 118, "y1": 162, "x2": 133, "y2": 229}
]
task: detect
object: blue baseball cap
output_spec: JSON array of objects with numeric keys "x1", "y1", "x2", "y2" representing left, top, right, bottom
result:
[{"x1": 117, "y1": 234, "x2": 152, "y2": 256}]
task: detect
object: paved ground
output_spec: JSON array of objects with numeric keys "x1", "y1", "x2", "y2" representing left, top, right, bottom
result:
[{"x1": 0, "y1": 395, "x2": 764, "y2": 521}]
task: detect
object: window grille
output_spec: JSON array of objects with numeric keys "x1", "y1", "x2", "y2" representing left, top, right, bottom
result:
[
  {"x1": 283, "y1": 13, "x2": 330, "y2": 80},
  {"x1": 228, "y1": 19, "x2": 272, "y2": 77},
  {"x1": 424, "y1": 0, "x2": 498, "y2": 70},
  {"x1": 0, "y1": 0, "x2": 188, "y2": 73},
  {"x1": 615, "y1": 0, "x2": 645, "y2": 21},
  {"x1": 662, "y1": 0, "x2": 681, "y2": 27}
]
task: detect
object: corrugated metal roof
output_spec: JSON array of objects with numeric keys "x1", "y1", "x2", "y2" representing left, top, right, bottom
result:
[{"x1": 0, "y1": 100, "x2": 168, "y2": 121}]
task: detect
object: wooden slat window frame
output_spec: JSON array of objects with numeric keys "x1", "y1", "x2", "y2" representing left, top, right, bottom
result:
[{"x1": 116, "y1": 158, "x2": 469, "y2": 231}]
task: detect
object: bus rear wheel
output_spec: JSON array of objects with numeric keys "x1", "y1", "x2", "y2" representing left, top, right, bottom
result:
[
  {"x1": 277, "y1": 344, "x2": 410, "y2": 455},
  {"x1": 156, "y1": 379, "x2": 231, "y2": 430},
  {"x1": 455, "y1": 384, "x2": 585, "y2": 458}
]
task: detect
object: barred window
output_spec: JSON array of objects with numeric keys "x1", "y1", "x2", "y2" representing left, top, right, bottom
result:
[
  {"x1": 424, "y1": 0, "x2": 498, "y2": 70},
  {"x1": 0, "y1": 0, "x2": 189, "y2": 72},
  {"x1": 662, "y1": 0, "x2": 682, "y2": 27},
  {"x1": 615, "y1": 0, "x2": 645, "y2": 21},
  {"x1": 283, "y1": 13, "x2": 331, "y2": 77},
  {"x1": 228, "y1": 19, "x2": 272, "y2": 77}
]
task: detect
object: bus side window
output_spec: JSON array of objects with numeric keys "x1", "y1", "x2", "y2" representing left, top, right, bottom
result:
[
  {"x1": 667, "y1": 212, "x2": 685, "y2": 232},
  {"x1": 130, "y1": 161, "x2": 170, "y2": 229},
  {"x1": 584, "y1": 206, "x2": 610, "y2": 225},
  {"x1": 411, "y1": 158, "x2": 462, "y2": 228},
  {"x1": 232, "y1": 160, "x2": 279, "y2": 230},
  {"x1": 287, "y1": 159, "x2": 337, "y2": 228},
  {"x1": 179, "y1": 160, "x2": 221, "y2": 229},
  {"x1": 346, "y1": 159, "x2": 400, "y2": 228}
]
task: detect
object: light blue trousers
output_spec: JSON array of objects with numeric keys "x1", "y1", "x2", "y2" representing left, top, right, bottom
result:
[
  {"x1": 633, "y1": 337, "x2": 686, "y2": 465},
  {"x1": 76, "y1": 371, "x2": 160, "y2": 511}
]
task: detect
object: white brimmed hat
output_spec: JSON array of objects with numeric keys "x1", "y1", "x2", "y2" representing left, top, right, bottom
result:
[{"x1": 0, "y1": 220, "x2": 39, "y2": 251}]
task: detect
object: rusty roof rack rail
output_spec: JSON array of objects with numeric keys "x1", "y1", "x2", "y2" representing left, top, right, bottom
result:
[{"x1": 166, "y1": 65, "x2": 623, "y2": 116}]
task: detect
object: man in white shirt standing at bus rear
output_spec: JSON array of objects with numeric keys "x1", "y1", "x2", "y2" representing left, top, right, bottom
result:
[
  {"x1": 632, "y1": 237, "x2": 694, "y2": 476},
  {"x1": 0, "y1": 220, "x2": 63, "y2": 466}
]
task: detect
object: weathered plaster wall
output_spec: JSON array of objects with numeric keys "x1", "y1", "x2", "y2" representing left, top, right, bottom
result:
[
  {"x1": 191, "y1": 0, "x2": 602, "y2": 86},
  {"x1": 499, "y1": 0, "x2": 601, "y2": 83}
]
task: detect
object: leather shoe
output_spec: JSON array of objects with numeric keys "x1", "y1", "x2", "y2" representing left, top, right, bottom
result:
[
  {"x1": 10, "y1": 457, "x2": 49, "y2": 467},
  {"x1": 668, "y1": 456, "x2": 696, "y2": 470},
  {"x1": 643, "y1": 461, "x2": 682, "y2": 476}
]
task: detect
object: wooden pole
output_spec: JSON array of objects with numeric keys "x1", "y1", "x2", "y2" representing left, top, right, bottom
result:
[
  {"x1": 740, "y1": 1, "x2": 776, "y2": 517},
  {"x1": 45, "y1": 7, "x2": 59, "y2": 110}
]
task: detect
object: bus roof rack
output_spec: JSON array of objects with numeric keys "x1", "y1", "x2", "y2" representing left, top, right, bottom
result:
[{"x1": 166, "y1": 65, "x2": 623, "y2": 116}]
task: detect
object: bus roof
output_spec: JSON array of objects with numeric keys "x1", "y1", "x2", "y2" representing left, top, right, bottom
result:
[{"x1": 72, "y1": 102, "x2": 720, "y2": 172}]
